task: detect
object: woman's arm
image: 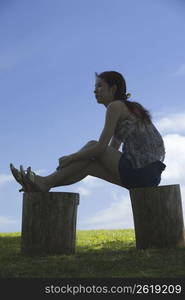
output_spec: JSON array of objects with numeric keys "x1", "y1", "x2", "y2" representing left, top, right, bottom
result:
[{"x1": 68, "y1": 101, "x2": 127, "y2": 162}]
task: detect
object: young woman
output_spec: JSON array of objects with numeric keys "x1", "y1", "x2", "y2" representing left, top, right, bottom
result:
[{"x1": 10, "y1": 71, "x2": 166, "y2": 192}]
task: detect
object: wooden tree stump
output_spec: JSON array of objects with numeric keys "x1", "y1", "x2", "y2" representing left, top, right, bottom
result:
[
  {"x1": 21, "y1": 192, "x2": 79, "y2": 255},
  {"x1": 129, "y1": 184, "x2": 185, "y2": 250}
]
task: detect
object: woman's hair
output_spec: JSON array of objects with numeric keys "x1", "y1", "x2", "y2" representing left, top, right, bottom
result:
[{"x1": 95, "y1": 71, "x2": 151, "y2": 122}]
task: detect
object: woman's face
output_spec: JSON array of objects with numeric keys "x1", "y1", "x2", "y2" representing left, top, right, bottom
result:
[{"x1": 94, "y1": 77, "x2": 116, "y2": 106}]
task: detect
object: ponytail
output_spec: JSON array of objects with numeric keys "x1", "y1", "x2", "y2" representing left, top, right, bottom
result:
[{"x1": 124, "y1": 99, "x2": 151, "y2": 122}]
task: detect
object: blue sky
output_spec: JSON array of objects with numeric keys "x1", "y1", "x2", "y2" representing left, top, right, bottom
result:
[{"x1": 1, "y1": 0, "x2": 185, "y2": 232}]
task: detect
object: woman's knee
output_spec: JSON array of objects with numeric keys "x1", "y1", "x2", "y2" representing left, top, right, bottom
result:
[
  {"x1": 79, "y1": 140, "x2": 98, "y2": 152},
  {"x1": 87, "y1": 140, "x2": 97, "y2": 145},
  {"x1": 83, "y1": 140, "x2": 98, "y2": 148}
]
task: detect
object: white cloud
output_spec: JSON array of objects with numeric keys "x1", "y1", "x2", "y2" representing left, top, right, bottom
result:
[
  {"x1": 82, "y1": 175, "x2": 104, "y2": 187},
  {"x1": 0, "y1": 216, "x2": 18, "y2": 225},
  {"x1": 173, "y1": 64, "x2": 185, "y2": 76},
  {"x1": 0, "y1": 169, "x2": 47, "y2": 188},
  {"x1": 180, "y1": 185, "x2": 185, "y2": 221},
  {"x1": 0, "y1": 216, "x2": 21, "y2": 232},
  {"x1": 0, "y1": 174, "x2": 14, "y2": 186},
  {"x1": 76, "y1": 186, "x2": 91, "y2": 196},
  {"x1": 162, "y1": 134, "x2": 185, "y2": 183},
  {"x1": 161, "y1": 133, "x2": 185, "y2": 219},
  {"x1": 75, "y1": 175, "x2": 105, "y2": 196},
  {"x1": 81, "y1": 190, "x2": 134, "y2": 229},
  {"x1": 54, "y1": 174, "x2": 107, "y2": 199},
  {"x1": 155, "y1": 113, "x2": 185, "y2": 134}
]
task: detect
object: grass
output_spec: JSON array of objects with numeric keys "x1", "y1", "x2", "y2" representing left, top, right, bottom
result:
[{"x1": 0, "y1": 229, "x2": 185, "y2": 278}]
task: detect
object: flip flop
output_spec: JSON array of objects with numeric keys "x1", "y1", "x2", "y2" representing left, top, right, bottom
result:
[
  {"x1": 20, "y1": 165, "x2": 43, "y2": 192},
  {"x1": 10, "y1": 163, "x2": 26, "y2": 192}
]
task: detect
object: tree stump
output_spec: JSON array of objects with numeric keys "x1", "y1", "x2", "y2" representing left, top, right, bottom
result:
[
  {"x1": 129, "y1": 184, "x2": 185, "y2": 250},
  {"x1": 21, "y1": 192, "x2": 79, "y2": 255}
]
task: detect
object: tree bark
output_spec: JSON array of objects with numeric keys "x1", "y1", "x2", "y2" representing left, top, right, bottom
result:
[
  {"x1": 21, "y1": 192, "x2": 79, "y2": 255},
  {"x1": 129, "y1": 184, "x2": 185, "y2": 250}
]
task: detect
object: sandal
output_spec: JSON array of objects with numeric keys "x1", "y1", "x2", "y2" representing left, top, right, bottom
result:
[
  {"x1": 20, "y1": 165, "x2": 43, "y2": 192},
  {"x1": 10, "y1": 163, "x2": 26, "y2": 192}
]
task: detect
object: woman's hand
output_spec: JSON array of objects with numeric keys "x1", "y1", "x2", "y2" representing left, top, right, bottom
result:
[{"x1": 56, "y1": 155, "x2": 73, "y2": 171}]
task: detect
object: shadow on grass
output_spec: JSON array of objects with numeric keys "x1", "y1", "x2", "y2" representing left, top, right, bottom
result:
[{"x1": 0, "y1": 233, "x2": 185, "y2": 278}]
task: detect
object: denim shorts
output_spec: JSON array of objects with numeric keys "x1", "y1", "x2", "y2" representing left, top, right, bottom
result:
[{"x1": 118, "y1": 153, "x2": 166, "y2": 190}]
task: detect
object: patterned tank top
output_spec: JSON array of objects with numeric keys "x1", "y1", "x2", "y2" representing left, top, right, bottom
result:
[{"x1": 114, "y1": 101, "x2": 165, "y2": 169}]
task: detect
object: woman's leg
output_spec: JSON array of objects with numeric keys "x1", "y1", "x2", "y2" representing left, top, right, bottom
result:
[
  {"x1": 37, "y1": 144, "x2": 124, "y2": 190},
  {"x1": 37, "y1": 158, "x2": 123, "y2": 191},
  {"x1": 39, "y1": 159, "x2": 92, "y2": 190}
]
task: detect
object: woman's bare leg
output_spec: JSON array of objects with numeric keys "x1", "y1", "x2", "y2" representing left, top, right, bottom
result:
[
  {"x1": 32, "y1": 141, "x2": 124, "y2": 191},
  {"x1": 39, "y1": 159, "x2": 92, "y2": 190},
  {"x1": 11, "y1": 141, "x2": 124, "y2": 192},
  {"x1": 36, "y1": 146, "x2": 124, "y2": 190},
  {"x1": 37, "y1": 157, "x2": 123, "y2": 191},
  {"x1": 35, "y1": 140, "x2": 98, "y2": 190}
]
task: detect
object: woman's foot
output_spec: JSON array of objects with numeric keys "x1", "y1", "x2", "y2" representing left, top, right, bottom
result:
[
  {"x1": 20, "y1": 165, "x2": 49, "y2": 192},
  {"x1": 10, "y1": 163, "x2": 49, "y2": 192},
  {"x1": 10, "y1": 163, "x2": 26, "y2": 192}
]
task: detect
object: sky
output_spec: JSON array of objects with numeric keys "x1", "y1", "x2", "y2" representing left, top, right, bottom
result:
[{"x1": 0, "y1": 0, "x2": 185, "y2": 232}]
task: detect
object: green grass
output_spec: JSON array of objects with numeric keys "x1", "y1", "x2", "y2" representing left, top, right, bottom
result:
[{"x1": 0, "y1": 230, "x2": 185, "y2": 278}]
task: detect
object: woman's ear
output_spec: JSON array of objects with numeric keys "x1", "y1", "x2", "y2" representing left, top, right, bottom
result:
[{"x1": 111, "y1": 84, "x2": 117, "y2": 95}]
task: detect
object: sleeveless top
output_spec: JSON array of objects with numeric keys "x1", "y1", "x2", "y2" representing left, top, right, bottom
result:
[{"x1": 114, "y1": 101, "x2": 165, "y2": 169}]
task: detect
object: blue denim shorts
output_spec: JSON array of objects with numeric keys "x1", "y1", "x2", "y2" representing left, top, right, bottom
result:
[{"x1": 118, "y1": 153, "x2": 166, "y2": 190}]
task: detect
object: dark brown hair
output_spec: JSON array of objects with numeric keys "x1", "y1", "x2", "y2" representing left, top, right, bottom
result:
[{"x1": 96, "y1": 71, "x2": 151, "y2": 122}]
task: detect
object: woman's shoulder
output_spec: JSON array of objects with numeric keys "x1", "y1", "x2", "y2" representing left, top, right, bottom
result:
[{"x1": 110, "y1": 100, "x2": 131, "y2": 116}]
